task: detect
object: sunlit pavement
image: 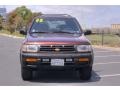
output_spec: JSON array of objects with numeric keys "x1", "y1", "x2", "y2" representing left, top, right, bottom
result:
[{"x1": 0, "y1": 35, "x2": 120, "y2": 86}]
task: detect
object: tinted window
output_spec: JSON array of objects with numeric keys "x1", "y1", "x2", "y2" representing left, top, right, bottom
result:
[{"x1": 30, "y1": 17, "x2": 81, "y2": 34}]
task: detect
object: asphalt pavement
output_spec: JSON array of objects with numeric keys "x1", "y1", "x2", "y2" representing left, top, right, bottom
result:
[{"x1": 0, "y1": 35, "x2": 120, "y2": 86}]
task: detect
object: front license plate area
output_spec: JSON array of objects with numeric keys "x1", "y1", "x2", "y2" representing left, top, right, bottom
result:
[{"x1": 51, "y1": 59, "x2": 64, "y2": 66}]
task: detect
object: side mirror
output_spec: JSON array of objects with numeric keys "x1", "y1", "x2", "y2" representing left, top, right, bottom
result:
[
  {"x1": 84, "y1": 30, "x2": 92, "y2": 35},
  {"x1": 19, "y1": 30, "x2": 27, "y2": 35}
]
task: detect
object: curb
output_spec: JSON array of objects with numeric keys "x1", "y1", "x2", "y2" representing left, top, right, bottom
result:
[
  {"x1": 0, "y1": 33, "x2": 24, "y2": 39},
  {"x1": 93, "y1": 45, "x2": 120, "y2": 51}
]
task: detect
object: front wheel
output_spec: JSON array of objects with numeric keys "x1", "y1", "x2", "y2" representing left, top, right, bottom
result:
[
  {"x1": 79, "y1": 66, "x2": 92, "y2": 80},
  {"x1": 21, "y1": 68, "x2": 33, "y2": 81}
]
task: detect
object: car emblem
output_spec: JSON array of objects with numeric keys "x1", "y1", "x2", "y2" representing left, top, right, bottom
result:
[{"x1": 55, "y1": 48, "x2": 60, "y2": 51}]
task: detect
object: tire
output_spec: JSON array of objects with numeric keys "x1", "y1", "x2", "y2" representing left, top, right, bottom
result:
[
  {"x1": 79, "y1": 66, "x2": 92, "y2": 80},
  {"x1": 21, "y1": 68, "x2": 33, "y2": 80}
]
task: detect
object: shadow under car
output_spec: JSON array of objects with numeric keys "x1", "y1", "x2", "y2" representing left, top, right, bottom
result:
[{"x1": 29, "y1": 70, "x2": 101, "y2": 83}]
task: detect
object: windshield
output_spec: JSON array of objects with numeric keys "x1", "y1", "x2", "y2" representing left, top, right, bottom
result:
[{"x1": 30, "y1": 17, "x2": 81, "y2": 34}]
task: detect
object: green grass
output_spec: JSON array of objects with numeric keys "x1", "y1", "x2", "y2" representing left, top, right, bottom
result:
[
  {"x1": 0, "y1": 30, "x2": 25, "y2": 37},
  {"x1": 86, "y1": 34, "x2": 120, "y2": 47}
]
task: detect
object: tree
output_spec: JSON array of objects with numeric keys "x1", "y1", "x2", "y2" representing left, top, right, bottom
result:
[
  {"x1": 0, "y1": 15, "x2": 3, "y2": 30},
  {"x1": 6, "y1": 6, "x2": 42, "y2": 34},
  {"x1": 15, "y1": 6, "x2": 33, "y2": 26},
  {"x1": 7, "y1": 6, "x2": 32, "y2": 33}
]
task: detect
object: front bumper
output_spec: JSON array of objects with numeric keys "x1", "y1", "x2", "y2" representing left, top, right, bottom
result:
[{"x1": 20, "y1": 52, "x2": 93, "y2": 70}]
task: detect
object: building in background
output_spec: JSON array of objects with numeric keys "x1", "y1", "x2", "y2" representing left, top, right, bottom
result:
[
  {"x1": 0, "y1": 7, "x2": 6, "y2": 20},
  {"x1": 111, "y1": 24, "x2": 120, "y2": 29},
  {"x1": 111, "y1": 24, "x2": 120, "y2": 34},
  {"x1": 91, "y1": 27, "x2": 111, "y2": 34},
  {"x1": 91, "y1": 24, "x2": 120, "y2": 34}
]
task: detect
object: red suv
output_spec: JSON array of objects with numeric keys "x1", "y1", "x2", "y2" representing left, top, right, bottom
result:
[{"x1": 20, "y1": 14, "x2": 94, "y2": 81}]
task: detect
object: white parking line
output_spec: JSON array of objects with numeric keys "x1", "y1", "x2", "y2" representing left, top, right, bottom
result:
[
  {"x1": 95, "y1": 55, "x2": 120, "y2": 58},
  {"x1": 96, "y1": 74, "x2": 120, "y2": 78},
  {"x1": 94, "y1": 62, "x2": 120, "y2": 65}
]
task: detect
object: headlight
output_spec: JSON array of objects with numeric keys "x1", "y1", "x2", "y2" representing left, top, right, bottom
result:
[
  {"x1": 77, "y1": 45, "x2": 92, "y2": 52},
  {"x1": 22, "y1": 44, "x2": 39, "y2": 52}
]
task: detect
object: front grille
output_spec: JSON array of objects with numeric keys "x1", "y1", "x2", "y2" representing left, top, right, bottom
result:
[{"x1": 39, "y1": 45, "x2": 75, "y2": 52}]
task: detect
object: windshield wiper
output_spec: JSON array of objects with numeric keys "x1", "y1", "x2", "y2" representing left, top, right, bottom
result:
[
  {"x1": 52, "y1": 31, "x2": 75, "y2": 34},
  {"x1": 30, "y1": 30, "x2": 80, "y2": 34},
  {"x1": 52, "y1": 31, "x2": 80, "y2": 34}
]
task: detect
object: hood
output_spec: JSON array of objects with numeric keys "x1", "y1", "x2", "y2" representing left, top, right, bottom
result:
[{"x1": 25, "y1": 33, "x2": 90, "y2": 45}]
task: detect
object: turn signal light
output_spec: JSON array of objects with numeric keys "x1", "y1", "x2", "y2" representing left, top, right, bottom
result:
[
  {"x1": 26, "y1": 58, "x2": 39, "y2": 62},
  {"x1": 79, "y1": 58, "x2": 89, "y2": 62}
]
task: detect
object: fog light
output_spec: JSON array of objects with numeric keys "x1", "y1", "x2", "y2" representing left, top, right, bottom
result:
[
  {"x1": 26, "y1": 58, "x2": 39, "y2": 62},
  {"x1": 79, "y1": 58, "x2": 89, "y2": 62},
  {"x1": 42, "y1": 59, "x2": 49, "y2": 62},
  {"x1": 66, "y1": 59, "x2": 72, "y2": 62}
]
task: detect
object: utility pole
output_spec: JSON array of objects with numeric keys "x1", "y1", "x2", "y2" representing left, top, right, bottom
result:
[{"x1": 101, "y1": 29, "x2": 104, "y2": 46}]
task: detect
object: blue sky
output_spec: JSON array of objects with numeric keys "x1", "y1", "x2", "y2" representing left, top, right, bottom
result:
[{"x1": 2, "y1": 5, "x2": 120, "y2": 29}]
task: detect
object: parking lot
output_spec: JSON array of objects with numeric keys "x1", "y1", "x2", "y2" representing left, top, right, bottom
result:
[{"x1": 0, "y1": 35, "x2": 120, "y2": 86}]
